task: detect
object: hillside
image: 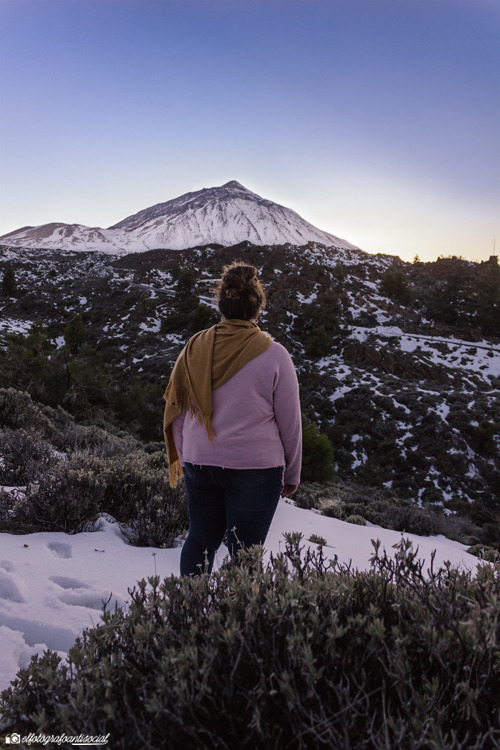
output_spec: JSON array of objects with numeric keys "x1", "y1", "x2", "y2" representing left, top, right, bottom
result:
[{"x1": 1, "y1": 241, "x2": 499, "y2": 550}]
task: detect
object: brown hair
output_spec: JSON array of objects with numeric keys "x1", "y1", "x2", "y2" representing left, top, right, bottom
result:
[{"x1": 214, "y1": 262, "x2": 266, "y2": 321}]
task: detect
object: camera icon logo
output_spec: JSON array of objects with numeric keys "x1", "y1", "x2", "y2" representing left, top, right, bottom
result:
[{"x1": 5, "y1": 734, "x2": 21, "y2": 744}]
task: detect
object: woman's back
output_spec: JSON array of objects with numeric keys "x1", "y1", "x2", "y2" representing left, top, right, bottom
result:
[{"x1": 175, "y1": 341, "x2": 301, "y2": 483}]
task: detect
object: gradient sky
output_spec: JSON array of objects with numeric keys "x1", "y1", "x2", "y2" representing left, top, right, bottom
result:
[{"x1": 0, "y1": 0, "x2": 498, "y2": 262}]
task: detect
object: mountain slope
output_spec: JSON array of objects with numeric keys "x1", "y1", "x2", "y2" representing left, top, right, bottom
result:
[{"x1": 0, "y1": 181, "x2": 358, "y2": 254}]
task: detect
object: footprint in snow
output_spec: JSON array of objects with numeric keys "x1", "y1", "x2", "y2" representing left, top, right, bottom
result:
[
  {"x1": 49, "y1": 577, "x2": 124, "y2": 611},
  {"x1": 49, "y1": 576, "x2": 91, "y2": 590},
  {"x1": 0, "y1": 571, "x2": 25, "y2": 603},
  {"x1": 47, "y1": 541, "x2": 72, "y2": 559}
]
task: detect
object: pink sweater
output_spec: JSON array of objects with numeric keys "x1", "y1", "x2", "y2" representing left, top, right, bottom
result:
[{"x1": 172, "y1": 341, "x2": 302, "y2": 484}]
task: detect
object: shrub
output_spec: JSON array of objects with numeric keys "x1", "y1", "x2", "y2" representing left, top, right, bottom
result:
[
  {"x1": 64, "y1": 313, "x2": 86, "y2": 355},
  {"x1": 0, "y1": 463, "x2": 102, "y2": 534},
  {"x1": 345, "y1": 514, "x2": 366, "y2": 526},
  {"x1": 120, "y1": 489, "x2": 188, "y2": 548},
  {"x1": 308, "y1": 533, "x2": 327, "y2": 546},
  {"x1": 305, "y1": 325, "x2": 333, "y2": 358},
  {"x1": 0, "y1": 388, "x2": 53, "y2": 435},
  {"x1": 0, "y1": 462, "x2": 102, "y2": 534},
  {"x1": 0, "y1": 428, "x2": 56, "y2": 485},
  {"x1": 467, "y1": 544, "x2": 499, "y2": 562},
  {"x1": 1, "y1": 537, "x2": 498, "y2": 749},
  {"x1": 301, "y1": 416, "x2": 335, "y2": 483},
  {"x1": 377, "y1": 505, "x2": 440, "y2": 537},
  {"x1": 380, "y1": 268, "x2": 412, "y2": 305},
  {"x1": 188, "y1": 303, "x2": 218, "y2": 332},
  {"x1": 61, "y1": 423, "x2": 139, "y2": 457},
  {"x1": 322, "y1": 504, "x2": 344, "y2": 520},
  {"x1": 2, "y1": 264, "x2": 17, "y2": 297},
  {"x1": 292, "y1": 482, "x2": 331, "y2": 510},
  {"x1": 0, "y1": 452, "x2": 188, "y2": 544},
  {"x1": 471, "y1": 421, "x2": 498, "y2": 456}
]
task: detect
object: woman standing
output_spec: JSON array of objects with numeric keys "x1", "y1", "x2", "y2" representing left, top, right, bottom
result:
[{"x1": 163, "y1": 262, "x2": 302, "y2": 576}]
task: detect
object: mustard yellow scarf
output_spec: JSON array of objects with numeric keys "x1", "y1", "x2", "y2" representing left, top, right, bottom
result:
[{"x1": 163, "y1": 319, "x2": 272, "y2": 487}]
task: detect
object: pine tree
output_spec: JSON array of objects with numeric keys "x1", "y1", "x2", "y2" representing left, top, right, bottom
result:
[
  {"x1": 64, "y1": 314, "x2": 86, "y2": 356},
  {"x1": 2, "y1": 265, "x2": 17, "y2": 297},
  {"x1": 301, "y1": 415, "x2": 335, "y2": 482}
]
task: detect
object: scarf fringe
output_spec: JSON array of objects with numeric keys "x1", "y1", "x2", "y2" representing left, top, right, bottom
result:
[
  {"x1": 172, "y1": 383, "x2": 216, "y2": 442},
  {"x1": 169, "y1": 458, "x2": 184, "y2": 488}
]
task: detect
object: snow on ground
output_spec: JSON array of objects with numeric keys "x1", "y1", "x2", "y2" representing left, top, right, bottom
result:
[
  {"x1": 0, "y1": 318, "x2": 32, "y2": 336},
  {"x1": 349, "y1": 325, "x2": 500, "y2": 380},
  {"x1": 139, "y1": 319, "x2": 161, "y2": 333},
  {"x1": 0, "y1": 500, "x2": 481, "y2": 694}
]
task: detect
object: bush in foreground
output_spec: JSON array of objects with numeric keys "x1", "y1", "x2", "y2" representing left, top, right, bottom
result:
[{"x1": 1, "y1": 536, "x2": 498, "y2": 749}]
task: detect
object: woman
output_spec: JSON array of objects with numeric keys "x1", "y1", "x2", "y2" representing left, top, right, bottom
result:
[{"x1": 163, "y1": 262, "x2": 302, "y2": 576}]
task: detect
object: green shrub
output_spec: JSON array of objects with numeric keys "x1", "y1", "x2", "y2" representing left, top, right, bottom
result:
[
  {"x1": 292, "y1": 482, "x2": 330, "y2": 510},
  {"x1": 345, "y1": 514, "x2": 366, "y2": 526},
  {"x1": 188, "y1": 303, "x2": 218, "y2": 332},
  {"x1": 2, "y1": 264, "x2": 17, "y2": 297},
  {"x1": 305, "y1": 325, "x2": 332, "y2": 358},
  {"x1": 379, "y1": 268, "x2": 412, "y2": 305},
  {"x1": 1, "y1": 537, "x2": 498, "y2": 749},
  {"x1": 301, "y1": 416, "x2": 335, "y2": 483},
  {"x1": 64, "y1": 313, "x2": 86, "y2": 355}
]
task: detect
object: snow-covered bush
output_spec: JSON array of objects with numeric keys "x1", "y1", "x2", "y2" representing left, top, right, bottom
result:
[{"x1": 1, "y1": 537, "x2": 498, "y2": 749}]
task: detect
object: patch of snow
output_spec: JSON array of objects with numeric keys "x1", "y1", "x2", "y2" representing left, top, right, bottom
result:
[{"x1": 0, "y1": 319, "x2": 32, "y2": 335}]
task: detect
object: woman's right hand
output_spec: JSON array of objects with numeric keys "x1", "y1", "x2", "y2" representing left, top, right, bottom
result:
[{"x1": 281, "y1": 483, "x2": 298, "y2": 498}]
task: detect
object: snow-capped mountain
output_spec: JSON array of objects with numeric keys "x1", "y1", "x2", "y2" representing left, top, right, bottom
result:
[{"x1": 0, "y1": 181, "x2": 358, "y2": 255}]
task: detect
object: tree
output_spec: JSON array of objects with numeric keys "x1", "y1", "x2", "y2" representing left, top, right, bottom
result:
[
  {"x1": 2, "y1": 265, "x2": 17, "y2": 297},
  {"x1": 188, "y1": 304, "x2": 218, "y2": 332},
  {"x1": 380, "y1": 268, "x2": 412, "y2": 305},
  {"x1": 176, "y1": 268, "x2": 196, "y2": 296},
  {"x1": 301, "y1": 415, "x2": 335, "y2": 483},
  {"x1": 305, "y1": 326, "x2": 332, "y2": 358},
  {"x1": 64, "y1": 314, "x2": 86, "y2": 356}
]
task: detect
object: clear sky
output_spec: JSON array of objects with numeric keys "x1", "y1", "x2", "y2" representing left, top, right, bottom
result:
[{"x1": 0, "y1": 0, "x2": 499, "y2": 262}]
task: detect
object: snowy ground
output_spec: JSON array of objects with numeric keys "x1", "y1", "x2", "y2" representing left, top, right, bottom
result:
[{"x1": 0, "y1": 499, "x2": 481, "y2": 694}]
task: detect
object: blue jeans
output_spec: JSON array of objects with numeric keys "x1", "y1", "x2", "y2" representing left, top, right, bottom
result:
[{"x1": 180, "y1": 462, "x2": 283, "y2": 576}]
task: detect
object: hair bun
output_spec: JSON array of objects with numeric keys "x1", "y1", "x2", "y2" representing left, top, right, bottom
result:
[
  {"x1": 222, "y1": 264, "x2": 257, "y2": 298},
  {"x1": 225, "y1": 264, "x2": 256, "y2": 285},
  {"x1": 214, "y1": 262, "x2": 266, "y2": 320}
]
